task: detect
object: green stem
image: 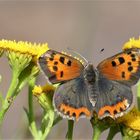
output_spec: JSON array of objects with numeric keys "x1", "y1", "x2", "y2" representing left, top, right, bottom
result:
[
  {"x1": 92, "y1": 125, "x2": 102, "y2": 140},
  {"x1": 41, "y1": 94, "x2": 54, "y2": 140},
  {"x1": 33, "y1": 90, "x2": 55, "y2": 140},
  {"x1": 90, "y1": 117, "x2": 110, "y2": 140},
  {"x1": 0, "y1": 93, "x2": 4, "y2": 107},
  {"x1": 41, "y1": 110, "x2": 54, "y2": 140},
  {"x1": 67, "y1": 120, "x2": 74, "y2": 140},
  {"x1": 137, "y1": 82, "x2": 140, "y2": 110},
  {"x1": 28, "y1": 78, "x2": 38, "y2": 138},
  {"x1": 6, "y1": 71, "x2": 19, "y2": 99},
  {"x1": 0, "y1": 70, "x2": 19, "y2": 125},
  {"x1": 53, "y1": 116, "x2": 62, "y2": 126},
  {"x1": 0, "y1": 106, "x2": 7, "y2": 125},
  {"x1": 107, "y1": 125, "x2": 119, "y2": 140}
]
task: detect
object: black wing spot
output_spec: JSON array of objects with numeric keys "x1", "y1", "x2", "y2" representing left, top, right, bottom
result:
[
  {"x1": 118, "y1": 57, "x2": 125, "y2": 64},
  {"x1": 122, "y1": 71, "x2": 125, "y2": 78},
  {"x1": 60, "y1": 71, "x2": 64, "y2": 77},
  {"x1": 49, "y1": 58, "x2": 54, "y2": 61},
  {"x1": 127, "y1": 51, "x2": 132, "y2": 55},
  {"x1": 113, "y1": 110, "x2": 118, "y2": 115},
  {"x1": 131, "y1": 54, "x2": 135, "y2": 58},
  {"x1": 59, "y1": 57, "x2": 65, "y2": 64},
  {"x1": 67, "y1": 60, "x2": 72, "y2": 66},
  {"x1": 112, "y1": 61, "x2": 117, "y2": 67},
  {"x1": 54, "y1": 61, "x2": 58, "y2": 65},
  {"x1": 132, "y1": 58, "x2": 136, "y2": 61},
  {"x1": 104, "y1": 110, "x2": 110, "y2": 114},
  {"x1": 128, "y1": 62, "x2": 132, "y2": 65},
  {"x1": 53, "y1": 66, "x2": 58, "y2": 71},
  {"x1": 128, "y1": 66, "x2": 133, "y2": 72},
  {"x1": 66, "y1": 111, "x2": 70, "y2": 115},
  {"x1": 120, "y1": 107, "x2": 124, "y2": 112},
  {"x1": 72, "y1": 112, "x2": 76, "y2": 117},
  {"x1": 79, "y1": 112, "x2": 85, "y2": 116}
]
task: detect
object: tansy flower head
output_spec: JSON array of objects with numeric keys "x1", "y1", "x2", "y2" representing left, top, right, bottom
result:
[
  {"x1": 118, "y1": 107, "x2": 140, "y2": 131},
  {"x1": 118, "y1": 107, "x2": 140, "y2": 137},
  {"x1": 0, "y1": 39, "x2": 49, "y2": 58},
  {"x1": 33, "y1": 84, "x2": 56, "y2": 96},
  {"x1": 123, "y1": 37, "x2": 140, "y2": 50},
  {"x1": 32, "y1": 84, "x2": 55, "y2": 111},
  {"x1": 7, "y1": 50, "x2": 32, "y2": 75}
]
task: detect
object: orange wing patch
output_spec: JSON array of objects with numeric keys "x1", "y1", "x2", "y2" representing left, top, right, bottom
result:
[
  {"x1": 38, "y1": 50, "x2": 84, "y2": 83},
  {"x1": 46, "y1": 52, "x2": 84, "y2": 81},
  {"x1": 59, "y1": 104, "x2": 91, "y2": 120},
  {"x1": 98, "y1": 99, "x2": 129, "y2": 119},
  {"x1": 97, "y1": 49, "x2": 140, "y2": 83}
]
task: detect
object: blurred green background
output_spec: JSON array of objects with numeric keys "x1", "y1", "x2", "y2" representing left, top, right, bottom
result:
[{"x1": 0, "y1": 1, "x2": 140, "y2": 140}]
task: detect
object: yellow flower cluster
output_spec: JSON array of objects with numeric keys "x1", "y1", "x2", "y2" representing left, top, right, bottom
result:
[
  {"x1": 0, "y1": 39, "x2": 49, "y2": 58},
  {"x1": 123, "y1": 37, "x2": 140, "y2": 50},
  {"x1": 33, "y1": 84, "x2": 56, "y2": 96},
  {"x1": 118, "y1": 107, "x2": 140, "y2": 131}
]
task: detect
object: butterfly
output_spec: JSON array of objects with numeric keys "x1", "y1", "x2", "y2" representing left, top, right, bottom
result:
[{"x1": 38, "y1": 48, "x2": 140, "y2": 120}]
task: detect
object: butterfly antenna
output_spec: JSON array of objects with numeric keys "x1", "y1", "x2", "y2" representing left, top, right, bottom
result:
[{"x1": 67, "y1": 47, "x2": 88, "y2": 64}]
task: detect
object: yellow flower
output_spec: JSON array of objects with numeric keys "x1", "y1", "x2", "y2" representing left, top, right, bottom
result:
[
  {"x1": 32, "y1": 84, "x2": 56, "y2": 112},
  {"x1": 118, "y1": 107, "x2": 140, "y2": 138},
  {"x1": 33, "y1": 85, "x2": 43, "y2": 95},
  {"x1": 123, "y1": 37, "x2": 140, "y2": 50},
  {"x1": 33, "y1": 84, "x2": 56, "y2": 96},
  {"x1": 0, "y1": 39, "x2": 49, "y2": 58}
]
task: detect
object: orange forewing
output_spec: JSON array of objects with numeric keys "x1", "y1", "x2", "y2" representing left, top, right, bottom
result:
[
  {"x1": 46, "y1": 52, "x2": 84, "y2": 81},
  {"x1": 97, "y1": 48, "x2": 140, "y2": 84}
]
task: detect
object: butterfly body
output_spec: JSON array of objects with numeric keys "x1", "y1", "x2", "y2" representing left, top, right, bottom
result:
[{"x1": 38, "y1": 48, "x2": 140, "y2": 120}]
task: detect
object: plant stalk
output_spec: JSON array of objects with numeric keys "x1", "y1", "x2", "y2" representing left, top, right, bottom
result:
[
  {"x1": 67, "y1": 120, "x2": 74, "y2": 140},
  {"x1": 0, "y1": 70, "x2": 19, "y2": 125},
  {"x1": 28, "y1": 78, "x2": 38, "y2": 138}
]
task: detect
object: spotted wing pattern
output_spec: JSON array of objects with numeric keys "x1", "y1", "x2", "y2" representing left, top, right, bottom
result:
[
  {"x1": 38, "y1": 50, "x2": 84, "y2": 84},
  {"x1": 94, "y1": 48, "x2": 140, "y2": 119}
]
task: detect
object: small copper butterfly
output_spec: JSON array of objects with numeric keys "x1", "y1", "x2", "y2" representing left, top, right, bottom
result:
[{"x1": 38, "y1": 48, "x2": 140, "y2": 120}]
